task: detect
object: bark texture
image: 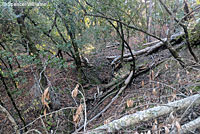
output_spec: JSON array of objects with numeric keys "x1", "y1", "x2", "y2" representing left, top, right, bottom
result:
[{"x1": 87, "y1": 94, "x2": 200, "y2": 134}]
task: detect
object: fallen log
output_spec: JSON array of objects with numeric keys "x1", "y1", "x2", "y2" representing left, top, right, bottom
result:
[
  {"x1": 170, "y1": 116, "x2": 200, "y2": 134},
  {"x1": 107, "y1": 32, "x2": 184, "y2": 65},
  {"x1": 170, "y1": 117, "x2": 200, "y2": 134},
  {"x1": 86, "y1": 94, "x2": 200, "y2": 134},
  {"x1": 143, "y1": 39, "x2": 161, "y2": 46},
  {"x1": 96, "y1": 59, "x2": 165, "y2": 109},
  {"x1": 109, "y1": 41, "x2": 165, "y2": 66}
]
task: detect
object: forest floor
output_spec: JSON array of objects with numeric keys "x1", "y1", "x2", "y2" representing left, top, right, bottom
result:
[
  {"x1": 85, "y1": 43, "x2": 200, "y2": 133},
  {"x1": 1, "y1": 40, "x2": 200, "y2": 134}
]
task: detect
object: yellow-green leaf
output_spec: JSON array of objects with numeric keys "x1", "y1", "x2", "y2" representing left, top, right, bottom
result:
[{"x1": 197, "y1": 0, "x2": 200, "y2": 4}]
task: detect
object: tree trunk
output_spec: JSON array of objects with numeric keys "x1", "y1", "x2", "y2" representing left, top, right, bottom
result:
[
  {"x1": 57, "y1": 9, "x2": 83, "y2": 82},
  {"x1": 87, "y1": 94, "x2": 200, "y2": 134},
  {"x1": 13, "y1": 7, "x2": 48, "y2": 88}
]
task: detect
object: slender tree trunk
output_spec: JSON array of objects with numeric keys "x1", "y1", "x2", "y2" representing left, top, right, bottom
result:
[
  {"x1": 145, "y1": 0, "x2": 153, "y2": 42},
  {"x1": 57, "y1": 9, "x2": 83, "y2": 82},
  {"x1": 183, "y1": 26, "x2": 199, "y2": 62},
  {"x1": 108, "y1": 21, "x2": 136, "y2": 75},
  {"x1": 119, "y1": 22, "x2": 125, "y2": 63},
  {"x1": 165, "y1": 41, "x2": 185, "y2": 68},
  {"x1": 0, "y1": 73, "x2": 26, "y2": 130}
]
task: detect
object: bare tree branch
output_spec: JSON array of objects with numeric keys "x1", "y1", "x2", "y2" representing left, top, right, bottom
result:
[
  {"x1": 0, "y1": 104, "x2": 20, "y2": 134},
  {"x1": 85, "y1": 13, "x2": 164, "y2": 42},
  {"x1": 158, "y1": 0, "x2": 199, "y2": 62},
  {"x1": 86, "y1": 94, "x2": 200, "y2": 134}
]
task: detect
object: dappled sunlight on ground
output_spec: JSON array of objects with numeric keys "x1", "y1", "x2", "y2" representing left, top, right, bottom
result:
[{"x1": 82, "y1": 44, "x2": 95, "y2": 54}]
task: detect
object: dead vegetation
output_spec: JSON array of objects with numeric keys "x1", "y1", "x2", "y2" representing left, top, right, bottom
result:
[{"x1": 0, "y1": 1, "x2": 200, "y2": 134}]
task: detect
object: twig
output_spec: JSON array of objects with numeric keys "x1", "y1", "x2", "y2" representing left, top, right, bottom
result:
[
  {"x1": 177, "y1": 5, "x2": 200, "y2": 27},
  {"x1": 151, "y1": 81, "x2": 187, "y2": 97},
  {"x1": 78, "y1": 90, "x2": 87, "y2": 132},
  {"x1": 16, "y1": 107, "x2": 76, "y2": 132},
  {"x1": 87, "y1": 86, "x2": 119, "y2": 120},
  {"x1": 179, "y1": 96, "x2": 199, "y2": 122},
  {"x1": 159, "y1": 0, "x2": 199, "y2": 62},
  {"x1": 40, "y1": 116, "x2": 48, "y2": 134},
  {"x1": 24, "y1": 129, "x2": 42, "y2": 134},
  {"x1": 85, "y1": 13, "x2": 164, "y2": 42},
  {"x1": 53, "y1": 120, "x2": 60, "y2": 134},
  {"x1": 170, "y1": 116, "x2": 200, "y2": 134},
  {"x1": 74, "y1": 71, "x2": 134, "y2": 133}
]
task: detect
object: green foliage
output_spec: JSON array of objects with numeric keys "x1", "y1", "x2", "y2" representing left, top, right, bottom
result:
[
  {"x1": 193, "y1": 86, "x2": 200, "y2": 92},
  {"x1": 0, "y1": 0, "x2": 200, "y2": 132}
]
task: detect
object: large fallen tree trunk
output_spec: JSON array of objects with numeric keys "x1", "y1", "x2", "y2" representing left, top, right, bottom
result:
[
  {"x1": 170, "y1": 116, "x2": 200, "y2": 134},
  {"x1": 86, "y1": 94, "x2": 200, "y2": 134}
]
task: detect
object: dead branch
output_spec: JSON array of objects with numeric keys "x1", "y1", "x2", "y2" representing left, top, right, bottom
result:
[
  {"x1": 74, "y1": 69, "x2": 134, "y2": 133},
  {"x1": 143, "y1": 40, "x2": 160, "y2": 46},
  {"x1": 170, "y1": 116, "x2": 200, "y2": 134},
  {"x1": 24, "y1": 129, "x2": 42, "y2": 134},
  {"x1": 18, "y1": 107, "x2": 76, "y2": 132},
  {"x1": 75, "y1": 59, "x2": 166, "y2": 133},
  {"x1": 0, "y1": 104, "x2": 19, "y2": 134},
  {"x1": 107, "y1": 32, "x2": 184, "y2": 66},
  {"x1": 86, "y1": 94, "x2": 200, "y2": 134},
  {"x1": 159, "y1": 0, "x2": 199, "y2": 62}
]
